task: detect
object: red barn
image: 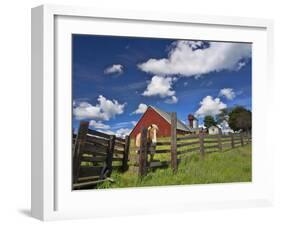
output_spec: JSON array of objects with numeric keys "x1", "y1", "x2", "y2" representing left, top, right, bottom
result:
[{"x1": 130, "y1": 106, "x2": 191, "y2": 138}]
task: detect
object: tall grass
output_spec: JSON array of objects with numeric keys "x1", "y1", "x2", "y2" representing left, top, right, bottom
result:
[{"x1": 96, "y1": 144, "x2": 252, "y2": 189}]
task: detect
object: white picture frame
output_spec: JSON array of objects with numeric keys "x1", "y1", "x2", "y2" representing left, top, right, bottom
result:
[{"x1": 31, "y1": 4, "x2": 274, "y2": 221}]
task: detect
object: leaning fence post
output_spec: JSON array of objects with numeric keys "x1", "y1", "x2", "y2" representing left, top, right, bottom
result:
[
  {"x1": 230, "y1": 133, "x2": 235, "y2": 148},
  {"x1": 139, "y1": 127, "x2": 148, "y2": 177},
  {"x1": 218, "y1": 131, "x2": 222, "y2": 152},
  {"x1": 122, "y1": 135, "x2": 130, "y2": 171},
  {"x1": 106, "y1": 135, "x2": 116, "y2": 176},
  {"x1": 73, "y1": 121, "x2": 89, "y2": 185},
  {"x1": 199, "y1": 133, "x2": 205, "y2": 159},
  {"x1": 170, "y1": 112, "x2": 178, "y2": 172},
  {"x1": 240, "y1": 132, "x2": 244, "y2": 146}
]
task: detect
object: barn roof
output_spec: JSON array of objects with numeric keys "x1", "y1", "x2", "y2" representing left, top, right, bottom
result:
[{"x1": 150, "y1": 106, "x2": 192, "y2": 132}]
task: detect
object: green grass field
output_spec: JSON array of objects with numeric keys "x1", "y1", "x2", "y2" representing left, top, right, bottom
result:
[{"x1": 96, "y1": 143, "x2": 252, "y2": 189}]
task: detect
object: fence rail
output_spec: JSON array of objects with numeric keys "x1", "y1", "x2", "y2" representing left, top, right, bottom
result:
[
  {"x1": 73, "y1": 116, "x2": 251, "y2": 182},
  {"x1": 138, "y1": 112, "x2": 251, "y2": 177},
  {"x1": 72, "y1": 121, "x2": 130, "y2": 189}
]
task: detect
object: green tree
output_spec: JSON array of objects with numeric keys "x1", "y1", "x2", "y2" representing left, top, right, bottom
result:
[
  {"x1": 204, "y1": 115, "x2": 217, "y2": 128},
  {"x1": 228, "y1": 106, "x2": 252, "y2": 132},
  {"x1": 216, "y1": 108, "x2": 230, "y2": 124}
]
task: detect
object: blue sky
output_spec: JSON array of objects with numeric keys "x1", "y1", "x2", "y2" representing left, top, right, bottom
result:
[{"x1": 72, "y1": 34, "x2": 252, "y2": 136}]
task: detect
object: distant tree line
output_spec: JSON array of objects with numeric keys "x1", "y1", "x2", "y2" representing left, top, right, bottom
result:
[{"x1": 203, "y1": 106, "x2": 252, "y2": 132}]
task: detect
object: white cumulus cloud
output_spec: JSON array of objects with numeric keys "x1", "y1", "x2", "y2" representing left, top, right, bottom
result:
[
  {"x1": 164, "y1": 96, "x2": 178, "y2": 104},
  {"x1": 111, "y1": 121, "x2": 137, "y2": 129},
  {"x1": 138, "y1": 40, "x2": 251, "y2": 77},
  {"x1": 73, "y1": 95, "x2": 126, "y2": 120},
  {"x1": 97, "y1": 129, "x2": 115, "y2": 135},
  {"x1": 219, "y1": 88, "x2": 236, "y2": 100},
  {"x1": 104, "y1": 64, "x2": 124, "y2": 74},
  {"x1": 132, "y1": 103, "x2": 148, "y2": 114},
  {"x1": 188, "y1": 40, "x2": 204, "y2": 49},
  {"x1": 237, "y1": 62, "x2": 246, "y2": 70},
  {"x1": 89, "y1": 120, "x2": 110, "y2": 130},
  {"x1": 131, "y1": 121, "x2": 137, "y2": 126},
  {"x1": 195, "y1": 96, "x2": 227, "y2": 118},
  {"x1": 116, "y1": 128, "x2": 131, "y2": 138},
  {"x1": 142, "y1": 75, "x2": 176, "y2": 98}
]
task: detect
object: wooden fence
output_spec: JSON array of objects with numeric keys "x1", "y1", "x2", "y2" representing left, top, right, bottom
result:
[
  {"x1": 72, "y1": 121, "x2": 130, "y2": 189},
  {"x1": 138, "y1": 112, "x2": 251, "y2": 176}
]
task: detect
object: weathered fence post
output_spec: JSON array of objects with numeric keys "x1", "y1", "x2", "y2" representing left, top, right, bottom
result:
[
  {"x1": 139, "y1": 127, "x2": 148, "y2": 177},
  {"x1": 122, "y1": 135, "x2": 130, "y2": 171},
  {"x1": 170, "y1": 112, "x2": 178, "y2": 172},
  {"x1": 230, "y1": 133, "x2": 235, "y2": 148},
  {"x1": 199, "y1": 133, "x2": 205, "y2": 159},
  {"x1": 217, "y1": 131, "x2": 222, "y2": 152},
  {"x1": 106, "y1": 135, "x2": 116, "y2": 175},
  {"x1": 73, "y1": 121, "x2": 89, "y2": 185},
  {"x1": 240, "y1": 132, "x2": 244, "y2": 146},
  {"x1": 247, "y1": 131, "x2": 250, "y2": 144},
  {"x1": 72, "y1": 131, "x2": 76, "y2": 157}
]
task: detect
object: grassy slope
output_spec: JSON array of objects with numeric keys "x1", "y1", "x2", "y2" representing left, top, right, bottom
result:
[{"x1": 97, "y1": 144, "x2": 252, "y2": 189}]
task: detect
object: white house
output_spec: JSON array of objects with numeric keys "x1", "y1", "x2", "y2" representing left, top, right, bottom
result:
[{"x1": 208, "y1": 125, "x2": 221, "y2": 135}]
